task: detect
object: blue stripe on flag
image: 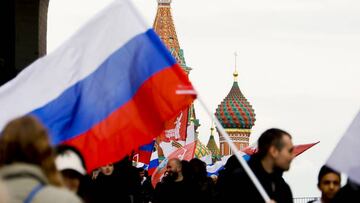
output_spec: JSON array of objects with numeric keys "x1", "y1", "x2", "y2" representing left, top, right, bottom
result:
[
  {"x1": 149, "y1": 158, "x2": 159, "y2": 168},
  {"x1": 139, "y1": 141, "x2": 155, "y2": 152}
]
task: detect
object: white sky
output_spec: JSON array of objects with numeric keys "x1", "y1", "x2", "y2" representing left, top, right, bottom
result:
[{"x1": 47, "y1": 0, "x2": 360, "y2": 197}]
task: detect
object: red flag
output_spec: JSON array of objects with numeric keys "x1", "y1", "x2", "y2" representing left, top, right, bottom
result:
[
  {"x1": 151, "y1": 141, "x2": 197, "y2": 187},
  {"x1": 293, "y1": 141, "x2": 319, "y2": 157},
  {"x1": 159, "y1": 108, "x2": 189, "y2": 142},
  {"x1": 242, "y1": 141, "x2": 319, "y2": 157},
  {"x1": 155, "y1": 108, "x2": 190, "y2": 159}
]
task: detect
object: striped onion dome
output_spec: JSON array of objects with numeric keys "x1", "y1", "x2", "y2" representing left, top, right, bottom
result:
[
  {"x1": 194, "y1": 140, "x2": 212, "y2": 159},
  {"x1": 215, "y1": 71, "x2": 255, "y2": 129}
]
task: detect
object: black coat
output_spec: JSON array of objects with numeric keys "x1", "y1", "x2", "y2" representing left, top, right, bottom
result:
[
  {"x1": 331, "y1": 179, "x2": 360, "y2": 203},
  {"x1": 153, "y1": 179, "x2": 194, "y2": 203},
  {"x1": 79, "y1": 159, "x2": 142, "y2": 203},
  {"x1": 215, "y1": 155, "x2": 293, "y2": 203}
]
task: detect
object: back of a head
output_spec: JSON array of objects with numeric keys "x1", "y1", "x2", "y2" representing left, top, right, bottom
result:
[
  {"x1": 0, "y1": 116, "x2": 52, "y2": 166},
  {"x1": 189, "y1": 158, "x2": 207, "y2": 178},
  {"x1": 0, "y1": 116, "x2": 62, "y2": 186},
  {"x1": 256, "y1": 128, "x2": 291, "y2": 159}
]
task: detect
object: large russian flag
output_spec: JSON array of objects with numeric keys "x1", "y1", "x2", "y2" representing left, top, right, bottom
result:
[{"x1": 0, "y1": 0, "x2": 196, "y2": 173}]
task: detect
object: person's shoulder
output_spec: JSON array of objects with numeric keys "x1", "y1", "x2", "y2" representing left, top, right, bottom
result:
[
  {"x1": 36, "y1": 186, "x2": 82, "y2": 203},
  {"x1": 278, "y1": 178, "x2": 294, "y2": 200},
  {"x1": 155, "y1": 181, "x2": 167, "y2": 190}
]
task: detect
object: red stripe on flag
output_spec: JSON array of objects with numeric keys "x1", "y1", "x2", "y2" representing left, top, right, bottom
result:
[{"x1": 64, "y1": 64, "x2": 195, "y2": 173}]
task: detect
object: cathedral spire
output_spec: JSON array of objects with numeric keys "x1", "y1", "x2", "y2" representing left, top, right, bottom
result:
[
  {"x1": 210, "y1": 121, "x2": 215, "y2": 136},
  {"x1": 153, "y1": 0, "x2": 191, "y2": 73},
  {"x1": 157, "y1": 0, "x2": 172, "y2": 5},
  {"x1": 207, "y1": 121, "x2": 221, "y2": 162},
  {"x1": 233, "y1": 52, "x2": 239, "y2": 81}
]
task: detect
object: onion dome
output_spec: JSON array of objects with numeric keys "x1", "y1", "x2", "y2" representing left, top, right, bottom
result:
[
  {"x1": 206, "y1": 124, "x2": 221, "y2": 161},
  {"x1": 215, "y1": 70, "x2": 256, "y2": 129},
  {"x1": 194, "y1": 140, "x2": 212, "y2": 160}
]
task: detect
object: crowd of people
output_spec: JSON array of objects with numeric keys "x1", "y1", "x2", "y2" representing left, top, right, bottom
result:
[{"x1": 0, "y1": 115, "x2": 359, "y2": 203}]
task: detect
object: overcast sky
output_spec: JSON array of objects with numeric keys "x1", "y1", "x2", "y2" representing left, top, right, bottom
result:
[{"x1": 47, "y1": 0, "x2": 360, "y2": 197}]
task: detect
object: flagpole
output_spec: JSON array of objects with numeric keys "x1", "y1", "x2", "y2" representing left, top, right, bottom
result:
[{"x1": 197, "y1": 95, "x2": 271, "y2": 203}]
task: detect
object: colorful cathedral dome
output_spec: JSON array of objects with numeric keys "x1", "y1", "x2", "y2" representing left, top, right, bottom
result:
[{"x1": 215, "y1": 70, "x2": 256, "y2": 129}]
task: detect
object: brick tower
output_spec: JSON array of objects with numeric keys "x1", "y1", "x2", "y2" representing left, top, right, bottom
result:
[{"x1": 153, "y1": 0, "x2": 200, "y2": 132}]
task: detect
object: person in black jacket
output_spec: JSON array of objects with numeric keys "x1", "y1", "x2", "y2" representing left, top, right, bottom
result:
[
  {"x1": 153, "y1": 158, "x2": 193, "y2": 203},
  {"x1": 331, "y1": 178, "x2": 360, "y2": 203},
  {"x1": 138, "y1": 168, "x2": 154, "y2": 203},
  {"x1": 215, "y1": 128, "x2": 295, "y2": 203},
  {"x1": 188, "y1": 158, "x2": 216, "y2": 203},
  {"x1": 80, "y1": 156, "x2": 142, "y2": 203}
]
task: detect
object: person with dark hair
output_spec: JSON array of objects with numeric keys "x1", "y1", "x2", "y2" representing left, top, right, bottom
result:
[
  {"x1": 138, "y1": 168, "x2": 154, "y2": 203},
  {"x1": 153, "y1": 158, "x2": 192, "y2": 203},
  {"x1": 83, "y1": 156, "x2": 142, "y2": 203},
  {"x1": 180, "y1": 160, "x2": 191, "y2": 182},
  {"x1": 189, "y1": 158, "x2": 215, "y2": 203},
  {"x1": 308, "y1": 165, "x2": 341, "y2": 203},
  {"x1": 215, "y1": 128, "x2": 294, "y2": 203},
  {"x1": 0, "y1": 116, "x2": 82, "y2": 203}
]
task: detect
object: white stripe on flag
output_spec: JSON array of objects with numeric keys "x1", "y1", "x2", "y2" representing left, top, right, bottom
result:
[
  {"x1": 176, "y1": 90, "x2": 197, "y2": 95},
  {"x1": 0, "y1": 0, "x2": 148, "y2": 130}
]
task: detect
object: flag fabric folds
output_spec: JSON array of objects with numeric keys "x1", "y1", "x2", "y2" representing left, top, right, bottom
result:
[
  {"x1": 327, "y1": 110, "x2": 360, "y2": 185},
  {"x1": 157, "y1": 108, "x2": 190, "y2": 158},
  {"x1": 0, "y1": 0, "x2": 196, "y2": 173},
  {"x1": 148, "y1": 148, "x2": 159, "y2": 176},
  {"x1": 151, "y1": 141, "x2": 197, "y2": 187},
  {"x1": 133, "y1": 140, "x2": 156, "y2": 165}
]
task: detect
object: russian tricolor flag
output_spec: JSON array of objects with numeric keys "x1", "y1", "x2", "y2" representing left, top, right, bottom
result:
[
  {"x1": 0, "y1": 0, "x2": 196, "y2": 173},
  {"x1": 148, "y1": 148, "x2": 159, "y2": 176},
  {"x1": 134, "y1": 140, "x2": 155, "y2": 164}
]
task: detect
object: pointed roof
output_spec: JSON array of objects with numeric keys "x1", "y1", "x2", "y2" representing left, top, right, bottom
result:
[
  {"x1": 194, "y1": 139, "x2": 212, "y2": 159},
  {"x1": 215, "y1": 59, "x2": 256, "y2": 129},
  {"x1": 153, "y1": 0, "x2": 191, "y2": 73},
  {"x1": 189, "y1": 104, "x2": 200, "y2": 128},
  {"x1": 207, "y1": 124, "x2": 221, "y2": 160}
]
